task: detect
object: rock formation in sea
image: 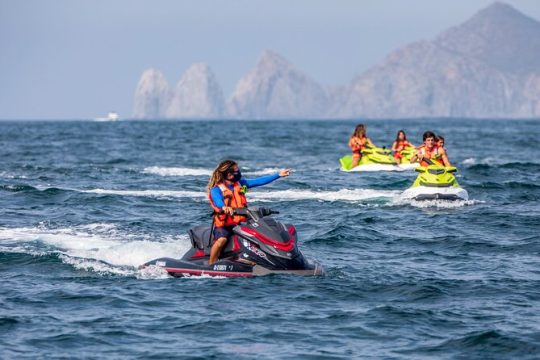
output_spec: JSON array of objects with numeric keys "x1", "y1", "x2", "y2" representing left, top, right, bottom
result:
[
  {"x1": 132, "y1": 69, "x2": 171, "y2": 119},
  {"x1": 166, "y1": 63, "x2": 225, "y2": 119},
  {"x1": 133, "y1": 2, "x2": 540, "y2": 119},
  {"x1": 227, "y1": 50, "x2": 329, "y2": 119}
]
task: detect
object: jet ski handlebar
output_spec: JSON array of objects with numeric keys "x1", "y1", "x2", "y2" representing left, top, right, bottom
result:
[
  {"x1": 213, "y1": 207, "x2": 279, "y2": 220},
  {"x1": 233, "y1": 207, "x2": 279, "y2": 218}
]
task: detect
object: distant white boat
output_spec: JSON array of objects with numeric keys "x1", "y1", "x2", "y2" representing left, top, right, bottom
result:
[{"x1": 95, "y1": 112, "x2": 119, "y2": 121}]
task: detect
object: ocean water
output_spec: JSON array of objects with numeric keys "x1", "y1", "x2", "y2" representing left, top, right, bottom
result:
[{"x1": 0, "y1": 119, "x2": 539, "y2": 359}]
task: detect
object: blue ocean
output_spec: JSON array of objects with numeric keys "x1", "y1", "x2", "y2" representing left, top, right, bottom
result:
[{"x1": 1, "y1": 119, "x2": 539, "y2": 359}]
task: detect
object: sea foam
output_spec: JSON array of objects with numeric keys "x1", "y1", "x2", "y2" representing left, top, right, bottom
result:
[{"x1": 0, "y1": 223, "x2": 190, "y2": 276}]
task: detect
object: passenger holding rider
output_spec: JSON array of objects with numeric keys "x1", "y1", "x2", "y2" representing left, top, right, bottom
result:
[
  {"x1": 437, "y1": 135, "x2": 446, "y2": 150},
  {"x1": 207, "y1": 160, "x2": 290, "y2": 264},
  {"x1": 411, "y1": 131, "x2": 451, "y2": 167},
  {"x1": 391, "y1": 130, "x2": 415, "y2": 163},
  {"x1": 349, "y1": 124, "x2": 375, "y2": 168}
]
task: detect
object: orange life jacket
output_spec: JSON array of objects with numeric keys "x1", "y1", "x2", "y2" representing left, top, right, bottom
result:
[
  {"x1": 209, "y1": 182, "x2": 248, "y2": 227},
  {"x1": 349, "y1": 136, "x2": 367, "y2": 152},
  {"x1": 417, "y1": 145, "x2": 443, "y2": 166},
  {"x1": 395, "y1": 140, "x2": 411, "y2": 152}
]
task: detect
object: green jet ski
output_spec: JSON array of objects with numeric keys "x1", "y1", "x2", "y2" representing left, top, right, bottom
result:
[
  {"x1": 398, "y1": 146, "x2": 416, "y2": 163},
  {"x1": 340, "y1": 146, "x2": 401, "y2": 172},
  {"x1": 401, "y1": 164, "x2": 468, "y2": 201},
  {"x1": 394, "y1": 146, "x2": 420, "y2": 170}
]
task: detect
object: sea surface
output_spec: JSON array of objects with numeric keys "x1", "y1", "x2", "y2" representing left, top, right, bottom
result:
[{"x1": 0, "y1": 119, "x2": 539, "y2": 359}]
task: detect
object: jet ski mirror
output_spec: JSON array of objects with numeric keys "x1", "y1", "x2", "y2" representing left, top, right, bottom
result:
[
  {"x1": 446, "y1": 166, "x2": 457, "y2": 173},
  {"x1": 415, "y1": 167, "x2": 427, "y2": 173}
]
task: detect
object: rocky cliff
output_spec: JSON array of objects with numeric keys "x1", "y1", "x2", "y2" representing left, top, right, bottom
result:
[
  {"x1": 166, "y1": 63, "x2": 225, "y2": 119},
  {"x1": 133, "y1": 2, "x2": 540, "y2": 119},
  {"x1": 337, "y1": 2, "x2": 540, "y2": 118},
  {"x1": 227, "y1": 50, "x2": 329, "y2": 119},
  {"x1": 133, "y1": 69, "x2": 171, "y2": 119}
]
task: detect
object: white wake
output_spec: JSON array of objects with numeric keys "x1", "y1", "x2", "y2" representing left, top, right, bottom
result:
[{"x1": 0, "y1": 223, "x2": 190, "y2": 277}]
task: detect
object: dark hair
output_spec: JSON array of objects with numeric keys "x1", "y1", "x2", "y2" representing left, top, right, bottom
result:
[
  {"x1": 395, "y1": 130, "x2": 407, "y2": 142},
  {"x1": 352, "y1": 124, "x2": 366, "y2": 138},
  {"x1": 207, "y1": 160, "x2": 237, "y2": 192},
  {"x1": 437, "y1": 135, "x2": 445, "y2": 142},
  {"x1": 423, "y1": 131, "x2": 436, "y2": 141}
]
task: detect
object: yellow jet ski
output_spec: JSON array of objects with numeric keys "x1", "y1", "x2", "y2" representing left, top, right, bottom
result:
[
  {"x1": 395, "y1": 146, "x2": 420, "y2": 170},
  {"x1": 401, "y1": 164, "x2": 468, "y2": 201},
  {"x1": 340, "y1": 146, "x2": 401, "y2": 172}
]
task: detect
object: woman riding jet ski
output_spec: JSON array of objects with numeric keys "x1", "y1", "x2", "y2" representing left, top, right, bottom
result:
[
  {"x1": 391, "y1": 130, "x2": 418, "y2": 169},
  {"x1": 340, "y1": 123, "x2": 400, "y2": 172},
  {"x1": 140, "y1": 207, "x2": 324, "y2": 277},
  {"x1": 339, "y1": 146, "x2": 400, "y2": 172},
  {"x1": 141, "y1": 160, "x2": 322, "y2": 277}
]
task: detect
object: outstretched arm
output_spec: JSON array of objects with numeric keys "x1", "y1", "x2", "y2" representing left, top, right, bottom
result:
[{"x1": 242, "y1": 169, "x2": 290, "y2": 189}]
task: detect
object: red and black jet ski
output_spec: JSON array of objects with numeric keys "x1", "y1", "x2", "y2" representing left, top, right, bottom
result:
[{"x1": 140, "y1": 207, "x2": 324, "y2": 277}]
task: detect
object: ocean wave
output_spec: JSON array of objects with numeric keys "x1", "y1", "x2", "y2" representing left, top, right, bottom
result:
[
  {"x1": 142, "y1": 166, "x2": 280, "y2": 177},
  {"x1": 142, "y1": 166, "x2": 211, "y2": 176},
  {"x1": 0, "y1": 171, "x2": 27, "y2": 180},
  {"x1": 0, "y1": 184, "x2": 70, "y2": 195},
  {"x1": 0, "y1": 223, "x2": 190, "y2": 276},
  {"x1": 462, "y1": 157, "x2": 540, "y2": 169},
  {"x1": 391, "y1": 196, "x2": 482, "y2": 209},
  {"x1": 80, "y1": 187, "x2": 399, "y2": 203},
  {"x1": 0, "y1": 184, "x2": 38, "y2": 192},
  {"x1": 249, "y1": 189, "x2": 400, "y2": 202},
  {"x1": 81, "y1": 188, "x2": 206, "y2": 199},
  {"x1": 418, "y1": 329, "x2": 540, "y2": 357}
]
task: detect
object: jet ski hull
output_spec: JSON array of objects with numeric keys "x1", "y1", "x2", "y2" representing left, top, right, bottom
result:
[
  {"x1": 341, "y1": 164, "x2": 403, "y2": 172},
  {"x1": 142, "y1": 257, "x2": 324, "y2": 277},
  {"x1": 340, "y1": 151, "x2": 418, "y2": 172},
  {"x1": 402, "y1": 185, "x2": 469, "y2": 201}
]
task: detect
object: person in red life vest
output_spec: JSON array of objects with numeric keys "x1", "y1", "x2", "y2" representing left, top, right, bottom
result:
[
  {"x1": 349, "y1": 123, "x2": 374, "y2": 168},
  {"x1": 410, "y1": 131, "x2": 451, "y2": 167},
  {"x1": 391, "y1": 129, "x2": 415, "y2": 163},
  {"x1": 207, "y1": 160, "x2": 290, "y2": 264}
]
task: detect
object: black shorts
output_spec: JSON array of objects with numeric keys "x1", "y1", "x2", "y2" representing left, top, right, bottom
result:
[{"x1": 213, "y1": 226, "x2": 234, "y2": 243}]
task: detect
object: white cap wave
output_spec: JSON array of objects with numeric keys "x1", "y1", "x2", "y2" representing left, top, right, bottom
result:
[
  {"x1": 0, "y1": 223, "x2": 190, "y2": 278},
  {"x1": 143, "y1": 166, "x2": 211, "y2": 176},
  {"x1": 82, "y1": 188, "x2": 399, "y2": 202},
  {"x1": 142, "y1": 166, "x2": 280, "y2": 177}
]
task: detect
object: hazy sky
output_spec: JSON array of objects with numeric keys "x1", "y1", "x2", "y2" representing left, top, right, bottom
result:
[{"x1": 1, "y1": 0, "x2": 539, "y2": 119}]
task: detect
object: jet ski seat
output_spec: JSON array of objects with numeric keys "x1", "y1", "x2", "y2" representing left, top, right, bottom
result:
[{"x1": 188, "y1": 224, "x2": 237, "y2": 255}]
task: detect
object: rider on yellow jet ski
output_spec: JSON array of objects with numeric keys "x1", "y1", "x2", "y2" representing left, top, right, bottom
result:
[
  {"x1": 349, "y1": 124, "x2": 375, "y2": 168},
  {"x1": 411, "y1": 131, "x2": 451, "y2": 167}
]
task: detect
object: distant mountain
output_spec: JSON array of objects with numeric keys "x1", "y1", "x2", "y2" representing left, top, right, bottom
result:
[
  {"x1": 133, "y1": 2, "x2": 540, "y2": 119},
  {"x1": 436, "y1": 2, "x2": 540, "y2": 74},
  {"x1": 337, "y1": 2, "x2": 540, "y2": 118},
  {"x1": 166, "y1": 63, "x2": 225, "y2": 119},
  {"x1": 227, "y1": 50, "x2": 328, "y2": 119},
  {"x1": 133, "y1": 69, "x2": 171, "y2": 119}
]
